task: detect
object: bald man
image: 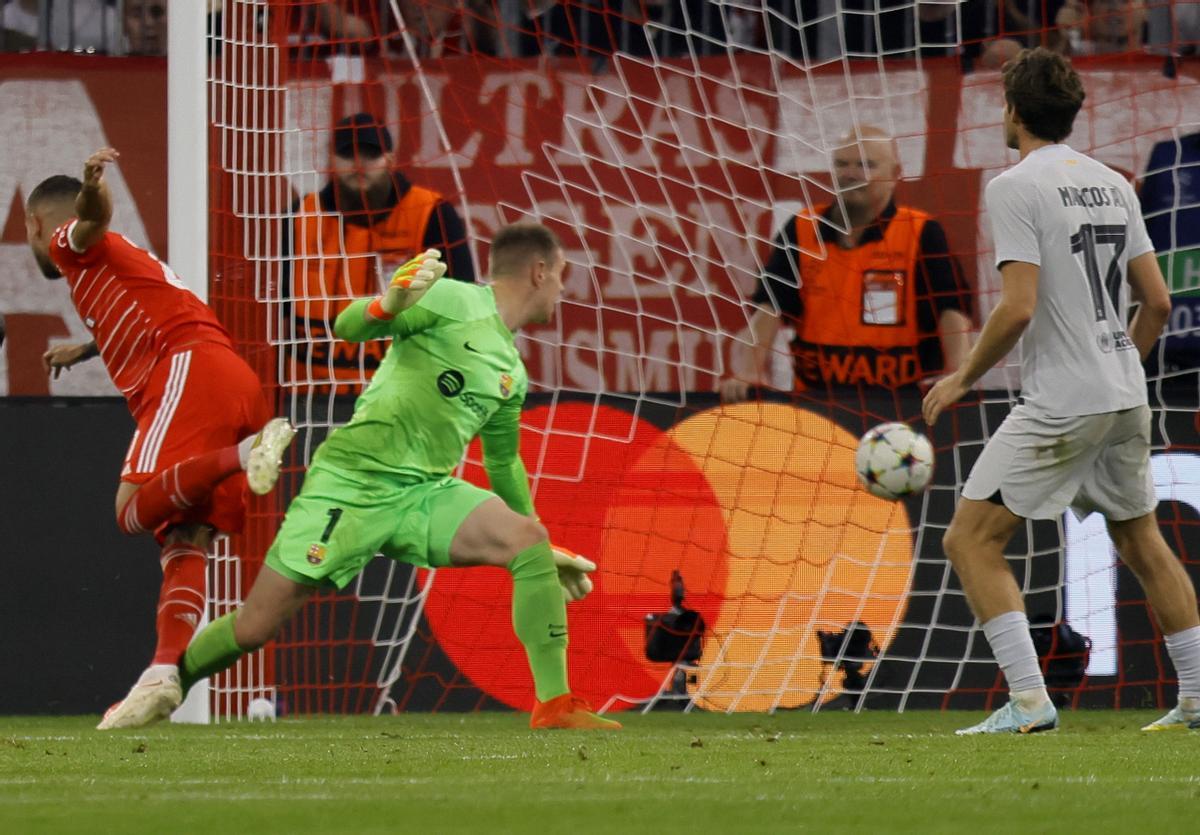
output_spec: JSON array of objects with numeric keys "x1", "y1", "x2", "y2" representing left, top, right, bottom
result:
[{"x1": 722, "y1": 130, "x2": 973, "y2": 399}]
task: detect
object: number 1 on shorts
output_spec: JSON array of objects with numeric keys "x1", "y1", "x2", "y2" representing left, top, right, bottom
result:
[{"x1": 321, "y1": 508, "x2": 343, "y2": 543}]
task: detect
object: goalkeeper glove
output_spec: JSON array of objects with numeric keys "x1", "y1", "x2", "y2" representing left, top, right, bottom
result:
[
  {"x1": 375, "y1": 249, "x2": 447, "y2": 317},
  {"x1": 552, "y1": 545, "x2": 596, "y2": 603}
]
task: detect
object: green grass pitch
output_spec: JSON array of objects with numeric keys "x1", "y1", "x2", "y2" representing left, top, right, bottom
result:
[{"x1": 1, "y1": 711, "x2": 1196, "y2": 834}]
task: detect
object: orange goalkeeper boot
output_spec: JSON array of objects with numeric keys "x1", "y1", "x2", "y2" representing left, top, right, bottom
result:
[{"x1": 530, "y1": 694, "x2": 622, "y2": 730}]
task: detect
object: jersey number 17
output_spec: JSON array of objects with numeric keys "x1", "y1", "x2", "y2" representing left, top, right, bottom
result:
[{"x1": 1069, "y1": 223, "x2": 1127, "y2": 323}]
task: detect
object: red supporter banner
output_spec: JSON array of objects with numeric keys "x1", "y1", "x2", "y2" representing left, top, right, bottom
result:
[{"x1": 1, "y1": 53, "x2": 1195, "y2": 396}]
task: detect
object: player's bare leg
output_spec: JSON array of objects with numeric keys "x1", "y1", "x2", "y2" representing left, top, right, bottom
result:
[
  {"x1": 450, "y1": 498, "x2": 620, "y2": 730},
  {"x1": 98, "y1": 522, "x2": 213, "y2": 730},
  {"x1": 230, "y1": 567, "x2": 319, "y2": 654},
  {"x1": 1110, "y1": 513, "x2": 1200, "y2": 731},
  {"x1": 172, "y1": 564, "x2": 319, "y2": 695},
  {"x1": 943, "y1": 498, "x2": 1058, "y2": 735},
  {"x1": 943, "y1": 498, "x2": 1025, "y2": 622}
]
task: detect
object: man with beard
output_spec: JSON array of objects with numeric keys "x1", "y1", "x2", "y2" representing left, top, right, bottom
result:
[{"x1": 292, "y1": 113, "x2": 475, "y2": 390}]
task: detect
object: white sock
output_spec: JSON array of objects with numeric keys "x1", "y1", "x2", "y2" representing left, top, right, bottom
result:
[
  {"x1": 236, "y1": 431, "x2": 258, "y2": 469},
  {"x1": 137, "y1": 663, "x2": 179, "y2": 685},
  {"x1": 982, "y1": 611, "x2": 1050, "y2": 709},
  {"x1": 1164, "y1": 626, "x2": 1200, "y2": 709}
]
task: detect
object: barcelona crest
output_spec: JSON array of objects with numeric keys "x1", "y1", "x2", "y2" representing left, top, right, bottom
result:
[{"x1": 307, "y1": 543, "x2": 327, "y2": 565}]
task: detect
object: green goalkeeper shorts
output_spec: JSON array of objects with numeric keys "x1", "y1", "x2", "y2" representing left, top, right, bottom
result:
[{"x1": 264, "y1": 462, "x2": 496, "y2": 589}]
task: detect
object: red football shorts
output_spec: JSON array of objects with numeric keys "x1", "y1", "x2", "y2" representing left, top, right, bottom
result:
[{"x1": 121, "y1": 343, "x2": 271, "y2": 535}]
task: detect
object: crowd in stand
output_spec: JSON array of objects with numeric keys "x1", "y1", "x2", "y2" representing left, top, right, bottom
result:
[
  {"x1": 2, "y1": 0, "x2": 1194, "y2": 64},
  {"x1": 1, "y1": 0, "x2": 162, "y2": 54}
]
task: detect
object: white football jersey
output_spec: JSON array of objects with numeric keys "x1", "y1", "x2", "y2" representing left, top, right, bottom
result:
[{"x1": 986, "y1": 144, "x2": 1155, "y2": 417}]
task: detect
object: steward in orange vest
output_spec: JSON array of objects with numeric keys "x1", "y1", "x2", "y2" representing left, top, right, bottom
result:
[
  {"x1": 289, "y1": 113, "x2": 475, "y2": 390},
  {"x1": 754, "y1": 201, "x2": 972, "y2": 390}
]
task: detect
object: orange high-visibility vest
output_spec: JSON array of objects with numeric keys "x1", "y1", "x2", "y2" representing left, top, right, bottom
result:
[
  {"x1": 291, "y1": 184, "x2": 442, "y2": 388},
  {"x1": 790, "y1": 204, "x2": 930, "y2": 389}
]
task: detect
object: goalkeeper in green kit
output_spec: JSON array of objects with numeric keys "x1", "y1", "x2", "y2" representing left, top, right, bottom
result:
[{"x1": 118, "y1": 222, "x2": 619, "y2": 730}]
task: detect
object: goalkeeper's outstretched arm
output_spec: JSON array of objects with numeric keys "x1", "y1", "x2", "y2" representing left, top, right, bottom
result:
[
  {"x1": 479, "y1": 398, "x2": 535, "y2": 517},
  {"x1": 333, "y1": 249, "x2": 448, "y2": 342},
  {"x1": 333, "y1": 298, "x2": 440, "y2": 342},
  {"x1": 481, "y1": 391, "x2": 599, "y2": 604}
]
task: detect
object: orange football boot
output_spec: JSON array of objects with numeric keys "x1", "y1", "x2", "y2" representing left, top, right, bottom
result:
[{"x1": 530, "y1": 694, "x2": 622, "y2": 730}]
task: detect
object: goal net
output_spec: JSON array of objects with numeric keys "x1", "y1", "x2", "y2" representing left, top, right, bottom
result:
[{"x1": 203, "y1": 0, "x2": 1200, "y2": 718}]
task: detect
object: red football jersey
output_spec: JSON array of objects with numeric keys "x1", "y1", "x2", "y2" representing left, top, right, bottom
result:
[{"x1": 50, "y1": 221, "x2": 234, "y2": 416}]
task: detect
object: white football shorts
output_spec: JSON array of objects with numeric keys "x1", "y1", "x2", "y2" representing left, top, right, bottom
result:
[{"x1": 961, "y1": 403, "x2": 1157, "y2": 521}]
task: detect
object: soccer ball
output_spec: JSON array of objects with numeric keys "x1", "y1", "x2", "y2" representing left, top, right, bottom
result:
[
  {"x1": 246, "y1": 697, "x2": 276, "y2": 722},
  {"x1": 855, "y1": 422, "x2": 934, "y2": 501}
]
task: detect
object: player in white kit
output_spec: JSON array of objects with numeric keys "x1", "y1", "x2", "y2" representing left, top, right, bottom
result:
[{"x1": 923, "y1": 48, "x2": 1200, "y2": 734}]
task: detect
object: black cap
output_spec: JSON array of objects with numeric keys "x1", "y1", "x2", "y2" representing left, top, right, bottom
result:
[{"x1": 333, "y1": 113, "x2": 393, "y2": 159}]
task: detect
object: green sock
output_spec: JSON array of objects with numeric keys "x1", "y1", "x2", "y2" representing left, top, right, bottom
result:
[
  {"x1": 180, "y1": 611, "x2": 245, "y2": 694},
  {"x1": 509, "y1": 541, "x2": 570, "y2": 702}
]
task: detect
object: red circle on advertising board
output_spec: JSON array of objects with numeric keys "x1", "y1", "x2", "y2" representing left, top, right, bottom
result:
[{"x1": 420, "y1": 402, "x2": 728, "y2": 711}]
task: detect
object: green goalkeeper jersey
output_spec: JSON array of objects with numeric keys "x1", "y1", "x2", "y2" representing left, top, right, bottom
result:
[{"x1": 319, "y1": 279, "x2": 535, "y2": 516}]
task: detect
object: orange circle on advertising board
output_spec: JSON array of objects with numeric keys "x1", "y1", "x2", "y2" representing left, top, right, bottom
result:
[
  {"x1": 663, "y1": 403, "x2": 915, "y2": 711},
  {"x1": 420, "y1": 402, "x2": 727, "y2": 711},
  {"x1": 420, "y1": 401, "x2": 914, "y2": 713}
]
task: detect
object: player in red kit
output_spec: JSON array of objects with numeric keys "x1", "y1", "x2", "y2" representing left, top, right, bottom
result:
[{"x1": 25, "y1": 148, "x2": 296, "y2": 729}]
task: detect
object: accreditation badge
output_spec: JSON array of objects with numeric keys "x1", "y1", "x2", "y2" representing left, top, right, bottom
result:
[{"x1": 861, "y1": 270, "x2": 905, "y2": 326}]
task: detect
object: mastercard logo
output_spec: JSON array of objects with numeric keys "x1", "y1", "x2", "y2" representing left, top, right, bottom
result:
[{"x1": 423, "y1": 401, "x2": 915, "y2": 712}]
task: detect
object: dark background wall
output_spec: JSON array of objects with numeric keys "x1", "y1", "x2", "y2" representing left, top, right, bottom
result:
[
  {"x1": 0, "y1": 398, "x2": 161, "y2": 714},
  {"x1": 3, "y1": 393, "x2": 1198, "y2": 715}
]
